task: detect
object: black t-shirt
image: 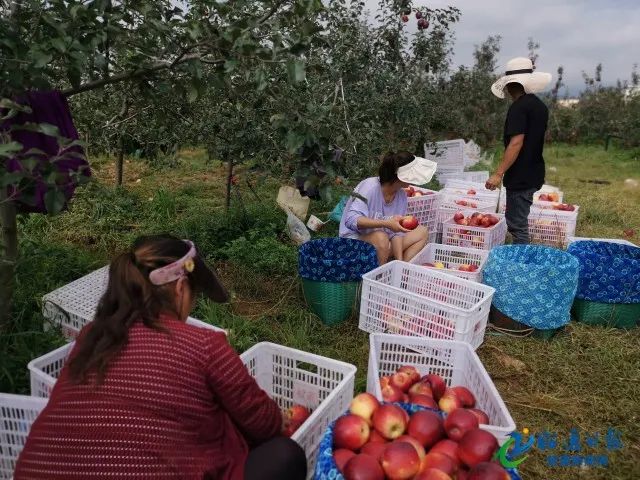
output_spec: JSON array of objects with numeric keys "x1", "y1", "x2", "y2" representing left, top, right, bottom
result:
[{"x1": 503, "y1": 94, "x2": 549, "y2": 191}]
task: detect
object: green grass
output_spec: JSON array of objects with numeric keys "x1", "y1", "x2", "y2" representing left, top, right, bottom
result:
[{"x1": 2, "y1": 144, "x2": 639, "y2": 479}]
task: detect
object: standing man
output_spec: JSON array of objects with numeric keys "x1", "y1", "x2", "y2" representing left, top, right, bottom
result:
[{"x1": 485, "y1": 57, "x2": 552, "y2": 244}]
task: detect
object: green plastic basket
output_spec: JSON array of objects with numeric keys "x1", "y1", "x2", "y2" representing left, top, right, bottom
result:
[
  {"x1": 572, "y1": 298, "x2": 640, "y2": 329},
  {"x1": 302, "y1": 279, "x2": 360, "y2": 326}
]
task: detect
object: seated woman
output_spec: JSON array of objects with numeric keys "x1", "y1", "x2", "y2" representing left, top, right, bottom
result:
[
  {"x1": 339, "y1": 151, "x2": 435, "y2": 264},
  {"x1": 14, "y1": 235, "x2": 306, "y2": 480}
]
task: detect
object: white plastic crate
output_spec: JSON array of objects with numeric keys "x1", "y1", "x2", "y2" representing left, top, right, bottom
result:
[
  {"x1": 359, "y1": 261, "x2": 495, "y2": 348},
  {"x1": 531, "y1": 201, "x2": 579, "y2": 213},
  {"x1": 442, "y1": 212, "x2": 507, "y2": 251},
  {"x1": 405, "y1": 187, "x2": 439, "y2": 228},
  {"x1": 528, "y1": 207, "x2": 579, "y2": 248},
  {"x1": 409, "y1": 243, "x2": 490, "y2": 283},
  {"x1": 366, "y1": 334, "x2": 516, "y2": 445},
  {"x1": 436, "y1": 171, "x2": 488, "y2": 185},
  {"x1": 240, "y1": 342, "x2": 356, "y2": 478},
  {"x1": 0, "y1": 393, "x2": 48, "y2": 479},
  {"x1": 42, "y1": 266, "x2": 109, "y2": 340},
  {"x1": 566, "y1": 236, "x2": 637, "y2": 248},
  {"x1": 28, "y1": 317, "x2": 226, "y2": 398}
]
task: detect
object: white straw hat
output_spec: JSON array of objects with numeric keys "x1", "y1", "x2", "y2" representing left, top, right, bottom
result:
[
  {"x1": 397, "y1": 156, "x2": 437, "y2": 185},
  {"x1": 491, "y1": 57, "x2": 552, "y2": 99}
]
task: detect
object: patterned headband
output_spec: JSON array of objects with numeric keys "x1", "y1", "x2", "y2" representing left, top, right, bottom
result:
[{"x1": 148, "y1": 240, "x2": 196, "y2": 286}]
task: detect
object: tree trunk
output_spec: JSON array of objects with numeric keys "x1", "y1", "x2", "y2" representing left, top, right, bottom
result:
[
  {"x1": 225, "y1": 158, "x2": 233, "y2": 211},
  {"x1": 0, "y1": 190, "x2": 18, "y2": 330},
  {"x1": 116, "y1": 136, "x2": 124, "y2": 186}
]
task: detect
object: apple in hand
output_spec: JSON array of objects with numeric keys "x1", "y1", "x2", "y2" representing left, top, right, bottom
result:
[
  {"x1": 285, "y1": 405, "x2": 311, "y2": 425},
  {"x1": 333, "y1": 415, "x2": 370, "y2": 450},
  {"x1": 407, "y1": 410, "x2": 445, "y2": 449},
  {"x1": 381, "y1": 442, "x2": 421, "y2": 480},
  {"x1": 343, "y1": 454, "x2": 385, "y2": 480},
  {"x1": 400, "y1": 215, "x2": 419, "y2": 230},
  {"x1": 467, "y1": 462, "x2": 510, "y2": 480},
  {"x1": 443, "y1": 409, "x2": 479, "y2": 442},
  {"x1": 334, "y1": 449, "x2": 356, "y2": 473},
  {"x1": 457, "y1": 429, "x2": 499, "y2": 468},
  {"x1": 372, "y1": 404, "x2": 407, "y2": 440},
  {"x1": 422, "y1": 374, "x2": 447, "y2": 400},
  {"x1": 350, "y1": 393, "x2": 380, "y2": 423}
]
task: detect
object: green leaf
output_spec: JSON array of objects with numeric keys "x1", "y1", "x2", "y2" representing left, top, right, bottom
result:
[
  {"x1": 50, "y1": 38, "x2": 67, "y2": 53},
  {"x1": 33, "y1": 51, "x2": 53, "y2": 68},
  {"x1": 44, "y1": 189, "x2": 67, "y2": 215},
  {"x1": 224, "y1": 59, "x2": 238, "y2": 73},
  {"x1": 287, "y1": 59, "x2": 306, "y2": 83},
  {"x1": 0, "y1": 172, "x2": 24, "y2": 187},
  {"x1": 0, "y1": 142, "x2": 22, "y2": 157},
  {"x1": 187, "y1": 84, "x2": 199, "y2": 103}
]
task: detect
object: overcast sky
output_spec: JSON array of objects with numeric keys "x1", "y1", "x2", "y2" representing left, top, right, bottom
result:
[{"x1": 364, "y1": 0, "x2": 640, "y2": 95}]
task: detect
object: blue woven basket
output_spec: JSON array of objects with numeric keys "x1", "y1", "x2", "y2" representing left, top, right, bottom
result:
[
  {"x1": 314, "y1": 403, "x2": 521, "y2": 480},
  {"x1": 484, "y1": 245, "x2": 579, "y2": 329},
  {"x1": 299, "y1": 238, "x2": 378, "y2": 283},
  {"x1": 567, "y1": 240, "x2": 640, "y2": 304}
]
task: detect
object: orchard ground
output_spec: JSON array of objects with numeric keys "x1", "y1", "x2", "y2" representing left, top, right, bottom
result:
[{"x1": 2, "y1": 143, "x2": 639, "y2": 479}]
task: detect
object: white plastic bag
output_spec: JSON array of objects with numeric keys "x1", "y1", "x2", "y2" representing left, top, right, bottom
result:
[{"x1": 286, "y1": 210, "x2": 311, "y2": 246}]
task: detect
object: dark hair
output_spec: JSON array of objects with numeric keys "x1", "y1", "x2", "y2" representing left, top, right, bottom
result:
[
  {"x1": 506, "y1": 82, "x2": 525, "y2": 96},
  {"x1": 67, "y1": 235, "x2": 198, "y2": 384},
  {"x1": 378, "y1": 151, "x2": 415, "y2": 184}
]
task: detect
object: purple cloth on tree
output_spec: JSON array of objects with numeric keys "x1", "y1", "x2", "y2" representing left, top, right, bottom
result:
[{"x1": 2, "y1": 90, "x2": 90, "y2": 213}]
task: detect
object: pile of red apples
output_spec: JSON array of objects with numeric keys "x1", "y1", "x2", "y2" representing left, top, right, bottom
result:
[{"x1": 452, "y1": 212, "x2": 500, "y2": 228}]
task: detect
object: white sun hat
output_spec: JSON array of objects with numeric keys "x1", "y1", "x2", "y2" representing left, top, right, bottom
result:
[
  {"x1": 491, "y1": 57, "x2": 552, "y2": 99},
  {"x1": 397, "y1": 156, "x2": 437, "y2": 185}
]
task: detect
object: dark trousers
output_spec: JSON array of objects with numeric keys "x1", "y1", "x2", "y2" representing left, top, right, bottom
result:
[
  {"x1": 505, "y1": 187, "x2": 537, "y2": 244},
  {"x1": 245, "y1": 437, "x2": 307, "y2": 480}
]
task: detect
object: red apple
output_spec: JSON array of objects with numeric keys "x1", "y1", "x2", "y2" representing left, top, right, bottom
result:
[
  {"x1": 334, "y1": 449, "x2": 356, "y2": 473},
  {"x1": 453, "y1": 212, "x2": 464, "y2": 223},
  {"x1": 457, "y1": 469, "x2": 470, "y2": 480},
  {"x1": 372, "y1": 404, "x2": 407, "y2": 440},
  {"x1": 409, "y1": 394, "x2": 438, "y2": 410},
  {"x1": 413, "y1": 191, "x2": 423, "y2": 197},
  {"x1": 380, "y1": 376, "x2": 391, "y2": 389},
  {"x1": 468, "y1": 264, "x2": 479, "y2": 272},
  {"x1": 444, "y1": 409, "x2": 479, "y2": 442},
  {"x1": 350, "y1": 393, "x2": 380, "y2": 423},
  {"x1": 334, "y1": 415, "x2": 371, "y2": 451},
  {"x1": 396, "y1": 435, "x2": 426, "y2": 459},
  {"x1": 285, "y1": 405, "x2": 311, "y2": 425},
  {"x1": 438, "y1": 390, "x2": 462, "y2": 414},
  {"x1": 415, "y1": 11, "x2": 423, "y2": 19},
  {"x1": 409, "y1": 381, "x2": 433, "y2": 397},
  {"x1": 458, "y1": 264, "x2": 471, "y2": 272},
  {"x1": 381, "y1": 442, "x2": 421, "y2": 480},
  {"x1": 488, "y1": 216, "x2": 499, "y2": 226},
  {"x1": 282, "y1": 422, "x2": 300, "y2": 437},
  {"x1": 414, "y1": 468, "x2": 453, "y2": 480},
  {"x1": 469, "y1": 217, "x2": 480, "y2": 227},
  {"x1": 480, "y1": 217, "x2": 491, "y2": 227},
  {"x1": 400, "y1": 215, "x2": 419, "y2": 231},
  {"x1": 419, "y1": 452, "x2": 457, "y2": 476},
  {"x1": 457, "y1": 429, "x2": 499, "y2": 468},
  {"x1": 430, "y1": 439, "x2": 461, "y2": 467},
  {"x1": 391, "y1": 371, "x2": 414, "y2": 392},
  {"x1": 343, "y1": 454, "x2": 385, "y2": 480},
  {"x1": 417, "y1": 18, "x2": 429, "y2": 29},
  {"x1": 467, "y1": 408, "x2": 490, "y2": 425},
  {"x1": 398, "y1": 365, "x2": 421, "y2": 384},
  {"x1": 368, "y1": 429, "x2": 388, "y2": 444},
  {"x1": 451, "y1": 387, "x2": 476, "y2": 408},
  {"x1": 467, "y1": 462, "x2": 510, "y2": 480},
  {"x1": 422, "y1": 374, "x2": 447, "y2": 400},
  {"x1": 382, "y1": 385, "x2": 404, "y2": 403},
  {"x1": 407, "y1": 410, "x2": 445, "y2": 449},
  {"x1": 467, "y1": 189, "x2": 476, "y2": 195},
  {"x1": 361, "y1": 442, "x2": 388, "y2": 462},
  {"x1": 401, "y1": 14, "x2": 409, "y2": 22}
]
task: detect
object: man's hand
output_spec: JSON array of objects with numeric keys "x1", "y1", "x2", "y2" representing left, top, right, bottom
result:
[
  {"x1": 386, "y1": 216, "x2": 410, "y2": 233},
  {"x1": 485, "y1": 173, "x2": 503, "y2": 191}
]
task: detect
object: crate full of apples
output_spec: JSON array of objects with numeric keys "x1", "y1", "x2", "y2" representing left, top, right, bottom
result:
[
  {"x1": 359, "y1": 262, "x2": 495, "y2": 348},
  {"x1": 367, "y1": 334, "x2": 515, "y2": 445},
  {"x1": 409, "y1": 244, "x2": 490, "y2": 283},
  {"x1": 442, "y1": 212, "x2": 507, "y2": 251},
  {"x1": 319, "y1": 392, "x2": 518, "y2": 479},
  {"x1": 405, "y1": 186, "x2": 440, "y2": 231},
  {"x1": 527, "y1": 205, "x2": 579, "y2": 248},
  {"x1": 240, "y1": 342, "x2": 357, "y2": 476}
]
